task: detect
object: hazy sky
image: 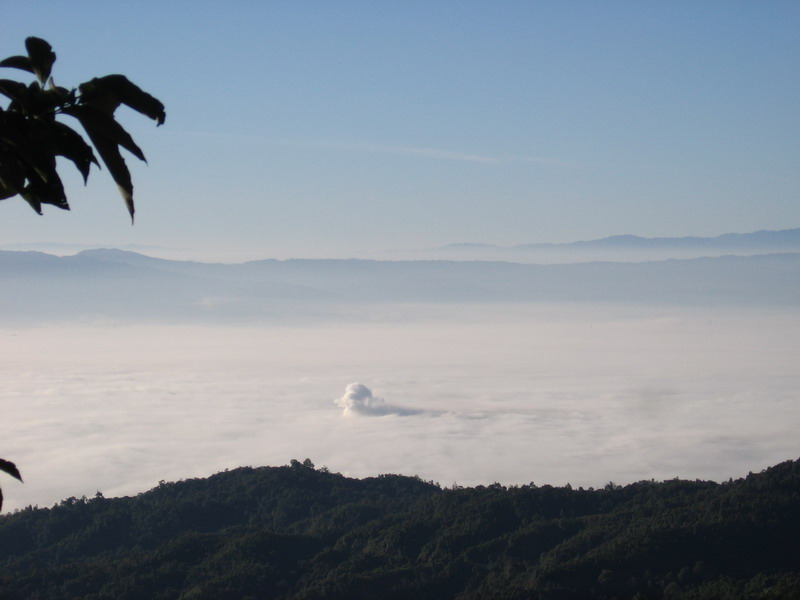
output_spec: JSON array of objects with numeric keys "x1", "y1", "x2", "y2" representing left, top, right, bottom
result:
[{"x1": 2, "y1": 2, "x2": 799, "y2": 260}]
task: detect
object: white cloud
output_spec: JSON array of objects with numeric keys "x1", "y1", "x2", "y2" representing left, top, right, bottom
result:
[
  {"x1": 1, "y1": 305, "x2": 799, "y2": 512},
  {"x1": 335, "y1": 383, "x2": 420, "y2": 417},
  {"x1": 336, "y1": 383, "x2": 386, "y2": 416}
]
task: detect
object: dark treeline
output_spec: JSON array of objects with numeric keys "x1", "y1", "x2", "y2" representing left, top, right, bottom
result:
[{"x1": 1, "y1": 458, "x2": 799, "y2": 599}]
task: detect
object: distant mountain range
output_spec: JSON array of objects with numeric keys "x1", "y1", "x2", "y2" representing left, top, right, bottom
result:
[
  {"x1": 389, "y1": 228, "x2": 800, "y2": 263},
  {"x1": 1, "y1": 246, "x2": 798, "y2": 323},
  {"x1": 451, "y1": 228, "x2": 800, "y2": 250},
  {"x1": 3, "y1": 228, "x2": 799, "y2": 264}
]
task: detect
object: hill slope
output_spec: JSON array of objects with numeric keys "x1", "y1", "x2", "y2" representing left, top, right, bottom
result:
[{"x1": 1, "y1": 459, "x2": 799, "y2": 599}]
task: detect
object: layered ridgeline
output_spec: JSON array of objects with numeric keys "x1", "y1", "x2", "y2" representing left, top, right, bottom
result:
[
  {"x1": 6, "y1": 228, "x2": 800, "y2": 264},
  {"x1": 402, "y1": 227, "x2": 800, "y2": 263},
  {"x1": 1, "y1": 459, "x2": 798, "y2": 599},
  {"x1": 1, "y1": 248, "x2": 799, "y2": 323}
]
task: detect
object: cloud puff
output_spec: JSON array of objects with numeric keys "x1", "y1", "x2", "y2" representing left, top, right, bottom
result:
[{"x1": 335, "y1": 383, "x2": 418, "y2": 417}]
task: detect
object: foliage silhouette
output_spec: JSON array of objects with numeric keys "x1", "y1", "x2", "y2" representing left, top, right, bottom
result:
[
  {"x1": 0, "y1": 36, "x2": 165, "y2": 514},
  {"x1": 0, "y1": 459, "x2": 22, "y2": 513},
  {"x1": 0, "y1": 36, "x2": 165, "y2": 220}
]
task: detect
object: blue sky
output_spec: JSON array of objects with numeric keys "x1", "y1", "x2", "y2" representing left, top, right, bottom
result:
[{"x1": 2, "y1": 1, "x2": 798, "y2": 260}]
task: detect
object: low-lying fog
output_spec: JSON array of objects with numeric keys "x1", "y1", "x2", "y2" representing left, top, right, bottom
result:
[{"x1": 2, "y1": 303, "x2": 798, "y2": 512}]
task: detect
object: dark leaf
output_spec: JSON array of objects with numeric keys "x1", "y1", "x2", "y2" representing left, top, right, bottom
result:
[
  {"x1": 80, "y1": 75, "x2": 165, "y2": 125},
  {"x1": 47, "y1": 80, "x2": 74, "y2": 103},
  {"x1": 63, "y1": 105, "x2": 146, "y2": 161},
  {"x1": 0, "y1": 37, "x2": 162, "y2": 219},
  {"x1": 0, "y1": 150, "x2": 26, "y2": 190},
  {"x1": 0, "y1": 79, "x2": 29, "y2": 106},
  {"x1": 21, "y1": 156, "x2": 69, "y2": 211},
  {"x1": 0, "y1": 165, "x2": 18, "y2": 198},
  {"x1": 39, "y1": 86, "x2": 71, "y2": 113},
  {"x1": 0, "y1": 459, "x2": 23, "y2": 483},
  {"x1": 20, "y1": 173, "x2": 69, "y2": 213},
  {"x1": 0, "y1": 55, "x2": 34, "y2": 74},
  {"x1": 50, "y1": 121, "x2": 99, "y2": 183},
  {"x1": 78, "y1": 121, "x2": 135, "y2": 220},
  {"x1": 0, "y1": 182, "x2": 20, "y2": 200},
  {"x1": 0, "y1": 117, "x2": 53, "y2": 186},
  {"x1": 25, "y1": 37, "x2": 56, "y2": 85},
  {"x1": 20, "y1": 189, "x2": 43, "y2": 214},
  {"x1": 76, "y1": 77, "x2": 120, "y2": 115}
]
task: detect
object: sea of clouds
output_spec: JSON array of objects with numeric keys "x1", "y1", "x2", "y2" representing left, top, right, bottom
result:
[{"x1": 2, "y1": 303, "x2": 798, "y2": 512}]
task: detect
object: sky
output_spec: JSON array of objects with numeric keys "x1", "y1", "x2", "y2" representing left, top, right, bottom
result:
[{"x1": 1, "y1": 1, "x2": 799, "y2": 260}]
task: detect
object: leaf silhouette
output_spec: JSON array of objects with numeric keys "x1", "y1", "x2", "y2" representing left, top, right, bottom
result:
[
  {"x1": 50, "y1": 121, "x2": 99, "y2": 184},
  {"x1": 1, "y1": 37, "x2": 163, "y2": 218},
  {"x1": 0, "y1": 79, "x2": 29, "y2": 106},
  {"x1": 0, "y1": 55, "x2": 33, "y2": 74},
  {"x1": 0, "y1": 458, "x2": 22, "y2": 514},
  {"x1": 62, "y1": 105, "x2": 140, "y2": 219},
  {"x1": 63, "y1": 105, "x2": 147, "y2": 161},
  {"x1": 0, "y1": 459, "x2": 22, "y2": 482},
  {"x1": 80, "y1": 75, "x2": 166, "y2": 125},
  {"x1": 24, "y1": 37, "x2": 56, "y2": 85}
]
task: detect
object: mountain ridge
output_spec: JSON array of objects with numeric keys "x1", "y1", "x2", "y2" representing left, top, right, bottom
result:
[
  {"x1": 440, "y1": 227, "x2": 800, "y2": 251},
  {"x1": 0, "y1": 458, "x2": 798, "y2": 599},
  {"x1": 3, "y1": 227, "x2": 800, "y2": 264},
  {"x1": 1, "y1": 249, "x2": 798, "y2": 323}
]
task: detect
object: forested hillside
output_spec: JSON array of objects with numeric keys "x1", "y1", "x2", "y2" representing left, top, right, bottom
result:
[{"x1": 1, "y1": 459, "x2": 799, "y2": 599}]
